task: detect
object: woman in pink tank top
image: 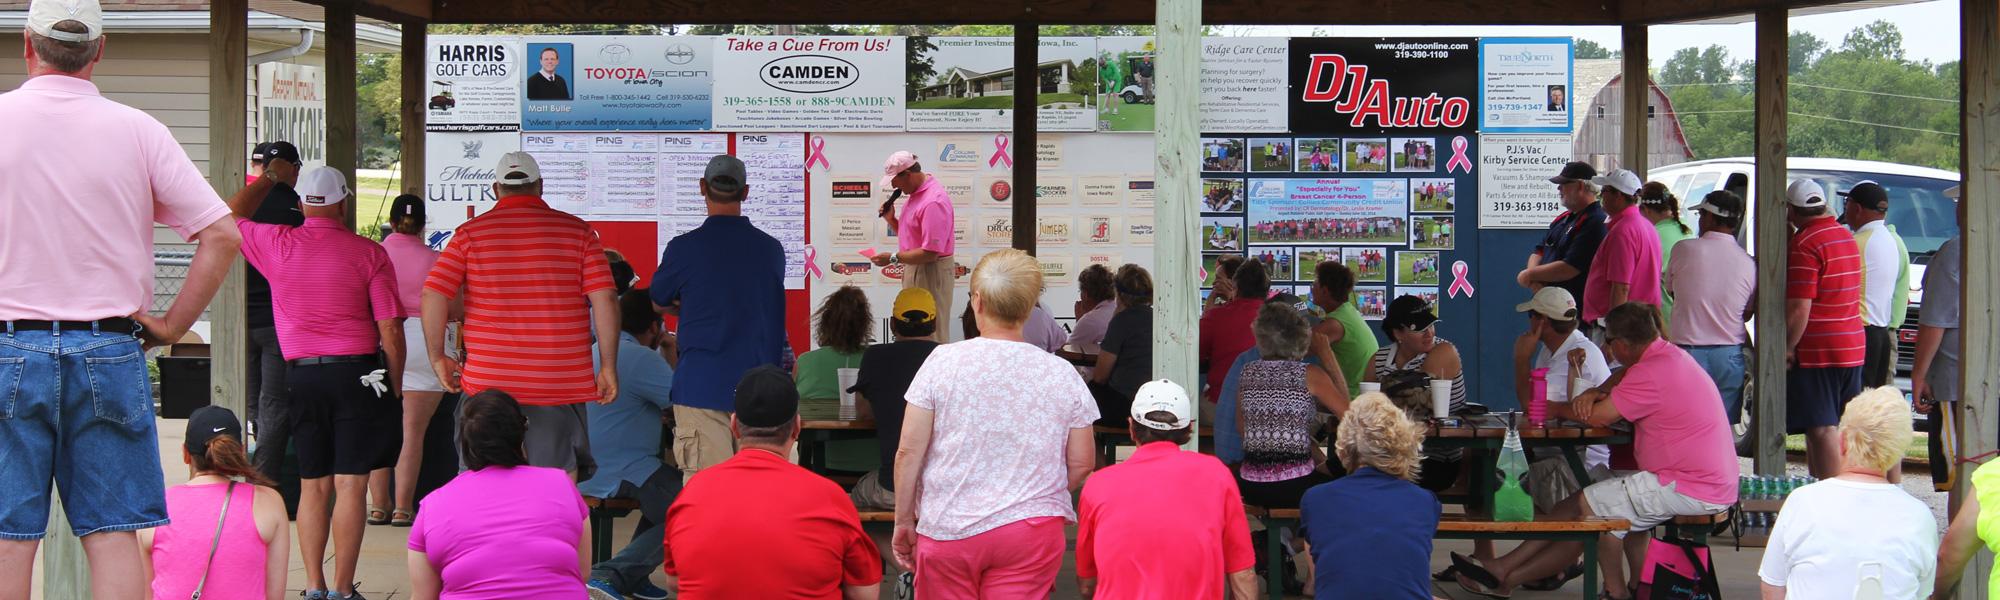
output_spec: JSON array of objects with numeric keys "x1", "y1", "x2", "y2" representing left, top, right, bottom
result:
[{"x1": 141, "y1": 406, "x2": 291, "y2": 600}]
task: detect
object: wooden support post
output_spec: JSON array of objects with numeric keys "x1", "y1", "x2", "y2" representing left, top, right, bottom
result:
[
  {"x1": 1620, "y1": 25, "x2": 1648, "y2": 177},
  {"x1": 1949, "y1": 0, "x2": 1999, "y2": 598},
  {"x1": 1750, "y1": 8, "x2": 1789, "y2": 477},
  {"x1": 1012, "y1": 25, "x2": 1038, "y2": 255},
  {"x1": 1155, "y1": 0, "x2": 1200, "y2": 436},
  {"x1": 327, "y1": 5, "x2": 358, "y2": 230},
  {"x1": 400, "y1": 26, "x2": 426, "y2": 195},
  {"x1": 204, "y1": 0, "x2": 249, "y2": 425}
]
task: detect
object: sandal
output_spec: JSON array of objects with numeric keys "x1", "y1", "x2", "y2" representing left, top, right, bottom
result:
[
  {"x1": 1521, "y1": 561, "x2": 1585, "y2": 591},
  {"x1": 1450, "y1": 552, "x2": 1501, "y2": 590},
  {"x1": 366, "y1": 506, "x2": 390, "y2": 526},
  {"x1": 390, "y1": 508, "x2": 415, "y2": 527},
  {"x1": 1453, "y1": 573, "x2": 1512, "y2": 600},
  {"x1": 1431, "y1": 564, "x2": 1459, "y2": 582}
]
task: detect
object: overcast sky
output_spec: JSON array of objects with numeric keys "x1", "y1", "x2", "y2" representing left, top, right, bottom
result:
[{"x1": 1219, "y1": 0, "x2": 1962, "y2": 67}]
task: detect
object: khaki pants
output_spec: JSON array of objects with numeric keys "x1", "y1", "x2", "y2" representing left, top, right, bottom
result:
[
  {"x1": 672, "y1": 405, "x2": 734, "y2": 484},
  {"x1": 906, "y1": 259, "x2": 956, "y2": 343}
]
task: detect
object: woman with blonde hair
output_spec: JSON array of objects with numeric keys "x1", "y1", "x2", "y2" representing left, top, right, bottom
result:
[
  {"x1": 1759, "y1": 387, "x2": 1936, "y2": 598},
  {"x1": 795, "y1": 285, "x2": 873, "y2": 401},
  {"x1": 1299, "y1": 393, "x2": 1439, "y2": 599},
  {"x1": 891, "y1": 249, "x2": 1099, "y2": 597}
]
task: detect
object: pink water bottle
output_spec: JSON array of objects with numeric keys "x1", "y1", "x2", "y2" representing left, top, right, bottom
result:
[{"x1": 1528, "y1": 368, "x2": 1550, "y2": 427}]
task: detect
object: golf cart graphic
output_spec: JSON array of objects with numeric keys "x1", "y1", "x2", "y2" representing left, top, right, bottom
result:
[
  {"x1": 1112, "y1": 52, "x2": 1156, "y2": 105},
  {"x1": 429, "y1": 81, "x2": 456, "y2": 111}
]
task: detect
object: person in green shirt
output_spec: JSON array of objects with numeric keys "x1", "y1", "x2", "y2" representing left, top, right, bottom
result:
[
  {"x1": 1308, "y1": 261, "x2": 1379, "y2": 397},
  {"x1": 795, "y1": 285, "x2": 873, "y2": 401},
  {"x1": 1640, "y1": 182, "x2": 1692, "y2": 333}
]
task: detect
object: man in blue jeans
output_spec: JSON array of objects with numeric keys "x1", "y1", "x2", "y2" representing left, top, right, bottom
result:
[
  {"x1": 0, "y1": 2, "x2": 243, "y2": 596},
  {"x1": 584, "y1": 290, "x2": 681, "y2": 600},
  {"x1": 1663, "y1": 190, "x2": 1758, "y2": 424}
]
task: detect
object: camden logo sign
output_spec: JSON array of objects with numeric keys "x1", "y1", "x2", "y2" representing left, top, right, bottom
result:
[
  {"x1": 1288, "y1": 37, "x2": 1479, "y2": 134},
  {"x1": 761, "y1": 55, "x2": 862, "y2": 94}
]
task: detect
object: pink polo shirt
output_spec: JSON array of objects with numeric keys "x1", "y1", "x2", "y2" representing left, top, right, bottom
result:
[
  {"x1": 0, "y1": 75, "x2": 231, "y2": 321},
  {"x1": 1582, "y1": 203, "x2": 1663, "y2": 322},
  {"x1": 379, "y1": 233, "x2": 439, "y2": 318},
  {"x1": 239, "y1": 218, "x2": 401, "y2": 360},
  {"x1": 1077, "y1": 442, "x2": 1256, "y2": 599},
  {"x1": 897, "y1": 176, "x2": 956, "y2": 256},
  {"x1": 1610, "y1": 340, "x2": 1740, "y2": 505},
  {"x1": 1664, "y1": 232, "x2": 1757, "y2": 346}
]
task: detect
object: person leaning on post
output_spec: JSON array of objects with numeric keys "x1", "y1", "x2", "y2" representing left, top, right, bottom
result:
[{"x1": 0, "y1": 1, "x2": 244, "y2": 596}]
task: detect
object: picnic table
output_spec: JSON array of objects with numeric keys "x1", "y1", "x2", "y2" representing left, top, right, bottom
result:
[
  {"x1": 799, "y1": 399, "x2": 876, "y2": 475},
  {"x1": 1429, "y1": 413, "x2": 1631, "y2": 514}
]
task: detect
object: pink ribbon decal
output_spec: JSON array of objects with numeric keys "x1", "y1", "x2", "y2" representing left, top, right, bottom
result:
[
  {"x1": 989, "y1": 134, "x2": 1013, "y2": 168},
  {"x1": 1445, "y1": 135, "x2": 1473, "y2": 174},
  {"x1": 805, "y1": 136, "x2": 831, "y2": 171},
  {"x1": 1447, "y1": 260, "x2": 1475, "y2": 298},
  {"x1": 804, "y1": 245, "x2": 825, "y2": 280},
  {"x1": 1198, "y1": 265, "x2": 1210, "y2": 283}
]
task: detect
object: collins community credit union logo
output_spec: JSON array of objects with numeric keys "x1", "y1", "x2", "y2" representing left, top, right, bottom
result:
[{"x1": 762, "y1": 55, "x2": 861, "y2": 94}]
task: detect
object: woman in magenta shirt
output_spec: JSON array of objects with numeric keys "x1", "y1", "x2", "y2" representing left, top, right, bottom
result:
[{"x1": 408, "y1": 390, "x2": 590, "y2": 599}]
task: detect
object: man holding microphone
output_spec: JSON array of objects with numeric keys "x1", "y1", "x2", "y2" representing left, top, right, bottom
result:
[{"x1": 871, "y1": 151, "x2": 958, "y2": 342}]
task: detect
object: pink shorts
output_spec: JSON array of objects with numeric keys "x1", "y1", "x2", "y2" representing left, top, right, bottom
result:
[{"x1": 915, "y1": 517, "x2": 1066, "y2": 599}]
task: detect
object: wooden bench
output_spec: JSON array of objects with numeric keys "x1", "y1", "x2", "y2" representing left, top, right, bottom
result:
[
  {"x1": 1664, "y1": 510, "x2": 1730, "y2": 545},
  {"x1": 583, "y1": 496, "x2": 643, "y2": 564},
  {"x1": 1246, "y1": 506, "x2": 1630, "y2": 600}
]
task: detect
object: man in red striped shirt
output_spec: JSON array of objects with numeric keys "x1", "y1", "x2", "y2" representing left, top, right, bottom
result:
[
  {"x1": 228, "y1": 165, "x2": 404, "y2": 600},
  {"x1": 1782, "y1": 179, "x2": 1866, "y2": 479},
  {"x1": 423, "y1": 151, "x2": 619, "y2": 482}
]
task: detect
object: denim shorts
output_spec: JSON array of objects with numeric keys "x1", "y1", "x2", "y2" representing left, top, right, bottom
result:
[
  {"x1": 1680, "y1": 344, "x2": 1747, "y2": 425},
  {"x1": 0, "y1": 325, "x2": 168, "y2": 539}
]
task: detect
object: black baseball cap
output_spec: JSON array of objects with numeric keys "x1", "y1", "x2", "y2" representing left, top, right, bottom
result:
[
  {"x1": 1383, "y1": 295, "x2": 1440, "y2": 333},
  {"x1": 734, "y1": 366, "x2": 799, "y2": 428},
  {"x1": 1548, "y1": 161, "x2": 1598, "y2": 185},
  {"x1": 253, "y1": 141, "x2": 303, "y2": 167},
  {"x1": 184, "y1": 405, "x2": 243, "y2": 454},
  {"x1": 1838, "y1": 181, "x2": 1889, "y2": 212},
  {"x1": 389, "y1": 194, "x2": 426, "y2": 222}
]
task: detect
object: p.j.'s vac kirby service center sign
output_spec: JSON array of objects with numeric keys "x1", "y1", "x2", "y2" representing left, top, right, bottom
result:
[
  {"x1": 715, "y1": 36, "x2": 906, "y2": 131},
  {"x1": 521, "y1": 36, "x2": 714, "y2": 131}
]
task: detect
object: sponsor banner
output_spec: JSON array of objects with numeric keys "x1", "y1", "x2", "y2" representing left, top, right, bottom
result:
[
  {"x1": 906, "y1": 37, "x2": 1098, "y2": 132},
  {"x1": 424, "y1": 130, "x2": 521, "y2": 237},
  {"x1": 1478, "y1": 38, "x2": 1574, "y2": 133},
  {"x1": 1200, "y1": 38, "x2": 1289, "y2": 132},
  {"x1": 1477, "y1": 134, "x2": 1568, "y2": 229},
  {"x1": 714, "y1": 36, "x2": 905, "y2": 131},
  {"x1": 521, "y1": 36, "x2": 713, "y2": 131},
  {"x1": 256, "y1": 62, "x2": 327, "y2": 168},
  {"x1": 1288, "y1": 38, "x2": 1479, "y2": 134},
  {"x1": 426, "y1": 35, "x2": 522, "y2": 131}
]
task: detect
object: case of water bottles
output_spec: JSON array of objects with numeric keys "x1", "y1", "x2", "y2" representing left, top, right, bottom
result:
[{"x1": 1732, "y1": 474, "x2": 1816, "y2": 548}]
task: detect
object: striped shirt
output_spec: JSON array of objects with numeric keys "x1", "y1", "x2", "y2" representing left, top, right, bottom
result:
[
  {"x1": 238, "y1": 218, "x2": 400, "y2": 360},
  {"x1": 1787, "y1": 216, "x2": 1865, "y2": 368},
  {"x1": 425, "y1": 196, "x2": 613, "y2": 405}
]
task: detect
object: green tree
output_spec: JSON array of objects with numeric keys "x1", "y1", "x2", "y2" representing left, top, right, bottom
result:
[
  {"x1": 1573, "y1": 39, "x2": 1614, "y2": 60},
  {"x1": 1838, "y1": 20, "x2": 1905, "y2": 62},
  {"x1": 1790, "y1": 31, "x2": 1826, "y2": 74},
  {"x1": 906, "y1": 35, "x2": 938, "y2": 101}
]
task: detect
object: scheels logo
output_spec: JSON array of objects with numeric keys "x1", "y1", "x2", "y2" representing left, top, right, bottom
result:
[
  {"x1": 1299, "y1": 54, "x2": 1471, "y2": 128},
  {"x1": 761, "y1": 55, "x2": 861, "y2": 94}
]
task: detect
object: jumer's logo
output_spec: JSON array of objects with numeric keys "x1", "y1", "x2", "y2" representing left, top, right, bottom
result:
[
  {"x1": 761, "y1": 55, "x2": 860, "y2": 94},
  {"x1": 664, "y1": 43, "x2": 696, "y2": 65}
]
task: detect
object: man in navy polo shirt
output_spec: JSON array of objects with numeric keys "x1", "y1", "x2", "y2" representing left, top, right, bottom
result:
[
  {"x1": 1518, "y1": 161, "x2": 1608, "y2": 307},
  {"x1": 651, "y1": 155, "x2": 788, "y2": 483}
]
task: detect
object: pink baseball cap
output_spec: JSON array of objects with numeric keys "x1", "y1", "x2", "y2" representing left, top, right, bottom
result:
[{"x1": 881, "y1": 151, "x2": 918, "y2": 190}]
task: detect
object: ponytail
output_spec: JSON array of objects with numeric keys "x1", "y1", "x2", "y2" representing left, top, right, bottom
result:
[{"x1": 193, "y1": 436, "x2": 274, "y2": 487}]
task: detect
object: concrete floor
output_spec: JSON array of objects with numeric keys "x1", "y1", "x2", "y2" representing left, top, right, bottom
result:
[{"x1": 31, "y1": 418, "x2": 1946, "y2": 598}]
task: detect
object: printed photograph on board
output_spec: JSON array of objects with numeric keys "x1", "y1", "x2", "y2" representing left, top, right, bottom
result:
[
  {"x1": 1294, "y1": 138, "x2": 1341, "y2": 173},
  {"x1": 1397, "y1": 250, "x2": 1442, "y2": 286},
  {"x1": 906, "y1": 37, "x2": 1099, "y2": 131},
  {"x1": 1343, "y1": 138, "x2": 1389, "y2": 173},
  {"x1": 1246, "y1": 179, "x2": 1408, "y2": 245},
  {"x1": 1411, "y1": 215, "x2": 1456, "y2": 250},
  {"x1": 524, "y1": 43, "x2": 573, "y2": 101},
  {"x1": 1097, "y1": 37, "x2": 1157, "y2": 131},
  {"x1": 1392, "y1": 138, "x2": 1436, "y2": 172},
  {"x1": 1201, "y1": 137, "x2": 1246, "y2": 172},
  {"x1": 1398, "y1": 287, "x2": 1443, "y2": 319},
  {"x1": 1202, "y1": 253, "x2": 1232, "y2": 288},
  {"x1": 1249, "y1": 138, "x2": 1294, "y2": 173},
  {"x1": 1203, "y1": 178, "x2": 1246, "y2": 212},
  {"x1": 1202, "y1": 216, "x2": 1244, "y2": 252},
  {"x1": 1410, "y1": 178, "x2": 1457, "y2": 213},
  {"x1": 1248, "y1": 247, "x2": 1297, "y2": 282},
  {"x1": 1355, "y1": 287, "x2": 1389, "y2": 320},
  {"x1": 1296, "y1": 247, "x2": 1341, "y2": 282},
  {"x1": 1344, "y1": 247, "x2": 1388, "y2": 282}
]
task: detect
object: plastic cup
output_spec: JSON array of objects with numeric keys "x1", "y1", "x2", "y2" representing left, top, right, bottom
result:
[
  {"x1": 1359, "y1": 382, "x2": 1381, "y2": 394},
  {"x1": 837, "y1": 368, "x2": 860, "y2": 411},
  {"x1": 1430, "y1": 380, "x2": 1452, "y2": 419}
]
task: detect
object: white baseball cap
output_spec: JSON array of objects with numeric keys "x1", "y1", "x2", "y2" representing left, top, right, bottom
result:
[
  {"x1": 295, "y1": 167, "x2": 349, "y2": 207},
  {"x1": 1514, "y1": 286, "x2": 1579, "y2": 321},
  {"x1": 28, "y1": 0, "x2": 102, "y2": 43},
  {"x1": 1131, "y1": 379, "x2": 1194, "y2": 430},
  {"x1": 496, "y1": 151, "x2": 543, "y2": 185},
  {"x1": 1589, "y1": 168, "x2": 1642, "y2": 196},
  {"x1": 1786, "y1": 179, "x2": 1827, "y2": 208}
]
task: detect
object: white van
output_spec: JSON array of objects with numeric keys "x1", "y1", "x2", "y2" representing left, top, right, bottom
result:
[{"x1": 1648, "y1": 157, "x2": 1958, "y2": 423}]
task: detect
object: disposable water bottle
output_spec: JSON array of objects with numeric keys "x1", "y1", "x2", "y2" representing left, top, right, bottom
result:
[{"x1": 1493, "y1": 424, "x2": 1534, "y2": 522}]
